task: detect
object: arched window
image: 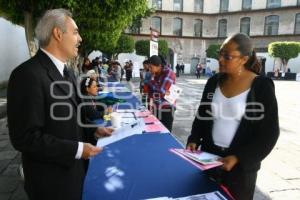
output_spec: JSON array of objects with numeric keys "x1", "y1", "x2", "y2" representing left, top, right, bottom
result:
[
  {"x1": 295, "y1": 13, "x2": 300, "y2": 34},
  {"x1": 240, "y1": 17, "x2": 251, "y2": 35},
  {"x1": 264, "y1": 15, "x2": 279, "y2": 35},
  {"x1": 152, "y1": 0, "x2": 162, "y2": 10},
  {"x1": 151, "y1": 17, "x2": 162, "y2": 33},
  {"x1": 242, "y1": 0, "x2": 252, "y2": 10},
  {"x1": 220, "y1": 0, "x2": 229, "y2": 12},
  {"x1": 194, "y1": 0, "x2": 204, "y2": 12},
  {"x1": 267, "y1": 0, "x2": 281, "y2": 8},
  {"x1": 218, "y1": 19, "x2": 227, "y2": 37},
  {"x1": 174, "y1": 0, "x2": 183, "y2": 11},
  {"x1": 173, "y1": 18, "x2": 183, "y2": 36},
  {"x1": 194, "y1": 19, "x2": 203, "y2": 37}
]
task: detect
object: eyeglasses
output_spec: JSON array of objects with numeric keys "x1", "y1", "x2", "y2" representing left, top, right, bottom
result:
[{"x1": 217, "y1": 51, "x2": 242, "y2": 61}]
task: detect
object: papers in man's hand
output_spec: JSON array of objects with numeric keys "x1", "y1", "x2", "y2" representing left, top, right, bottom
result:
[
  {"x1": 170, "y1": 148, "x2": 223, "y2": 171},
  {"x1": 145, "y1": 191, "x2": 227, "y2": 200},
  {"x1": 97, "y1": 119, "x2": 145, "y2": 147},
  {"x1": 164, "y1": 84, "x2": 182, "y2": 105}
]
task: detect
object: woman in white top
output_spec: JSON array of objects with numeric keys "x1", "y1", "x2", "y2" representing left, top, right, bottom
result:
[{"x1": 186, "y1": 33, "x2": 279, "y2": 200}]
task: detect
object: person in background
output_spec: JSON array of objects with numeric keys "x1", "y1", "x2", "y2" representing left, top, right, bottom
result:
[
  {"x1": 7, "y1": 9, "x2": 113, "y2": 200},
  {"x1": 186, "y1": 33, "x2": 279, "y2": 200},
  {"x1": 181, "y1": 62, "x2": 185, "y2": 74},
  {"x1": 120, "y1": 65, "x2": 125, "y2": 82},
  {"x1": 140, "y1": 59, "x2": 151, "y2": 94},
  {"x1": 124, "y1": 61, "x2": 133, "y2": 82},
  {"x1": 196, "y1": 63, "x2": 202, "y2": 79},
  {"x1": 148, "y1": 55, "x2": 176, "y2": 131},
  {"x1": 205, "y1": 65, "x2": 213, "y2": 77},
  {"x1": 175, "y1": 63, "x2": 180, "y2": 77},
  {"x1": 82, "y1": 57, "x2": 92, "y2": 74}
]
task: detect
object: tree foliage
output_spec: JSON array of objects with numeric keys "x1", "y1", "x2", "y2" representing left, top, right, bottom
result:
[
  {"x1": 112, "y1": 34, "x2": 135, "y2": 56},
  {"x1": 158, "y1": 40, "x2": 168, "y2": 57},
  {"x1": 135, "y1": 40, "x2": 149, "y2": 57},
  {"x1": 268, "y1": 41, "x2": 300, "y2": 71},
  {"x1": 206, "y1": 44, "x2": 221, "y2": 59},
  {"x1": 135, "y1": 39, "x2": 169, "y2": 58},
  {"x1": 0, "y1": 0, "x2": 148, "y2": 56}
]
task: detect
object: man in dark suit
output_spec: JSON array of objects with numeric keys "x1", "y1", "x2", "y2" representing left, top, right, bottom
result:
[{"x1": 7, "y1": 9, "x2": 112, "y2": 200}]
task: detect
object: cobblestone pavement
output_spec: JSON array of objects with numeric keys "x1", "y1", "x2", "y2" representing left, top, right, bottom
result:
[{"x1": 0, "y1": 76, "x2": 299, "y2": 200}]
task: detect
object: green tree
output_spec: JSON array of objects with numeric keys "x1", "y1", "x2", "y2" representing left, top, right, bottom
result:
[
  {"x1": 76, "y1": 0, "x2": 148, "y2": 55},
  {"x1": 111, "y1": 34, "x2": 135, "y2": 58},
  {"x1": 268, "y1": 42, "x2": 300, "y2": 72},
  {"x1": 206, "y1": 44, "x2": 221, "y2": 59},
  {"x1": 135, "y1": 40, "x2": 150, "y2": 57},
  {"x1": 158, "y1": 40, "x2": 168, "y2": 57},
  {"x1": 0, "y1": 0, "x2": 148, "y2": 56},
  {"x1": 135, "y1": 39, "x2": 169, "y2": 58}
]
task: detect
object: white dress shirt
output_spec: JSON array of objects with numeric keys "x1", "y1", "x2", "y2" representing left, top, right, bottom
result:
[
  {"x1": 212, "y1": 87, "x2": 250, "y2": 148},
  {"x1": 41, "y1": 48, "x2": 83, "y2": 159}
]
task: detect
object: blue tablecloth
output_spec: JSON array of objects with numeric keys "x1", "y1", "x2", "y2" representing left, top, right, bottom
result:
[{"x1": 83, "y1": 134, "x2": 229, "y2": 200}]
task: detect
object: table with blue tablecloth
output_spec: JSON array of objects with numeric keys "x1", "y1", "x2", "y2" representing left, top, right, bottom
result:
[
  {"x1": 83, "y1": 134, "x2": 230, "y2": 200},
  {"x1": 83, "y1": 82, "x2": 231, "y2": 200}
]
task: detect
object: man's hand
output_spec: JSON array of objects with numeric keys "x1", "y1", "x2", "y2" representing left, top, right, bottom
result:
[
  {"x1": 95, "y1": 127, "x2": 114, "y2": 138},
  {"x1": 186, "y1": 143, "x2": 197, "y2": 152},
  {"x1": 219, "y1": 155, "x2": 238, "y2": 171},
  {"x1": 165, "y1": 90, "x2": 170, "y2": 96},
  {"x1": 82, "y1": 143, "x2": 102, "y2": 160}
]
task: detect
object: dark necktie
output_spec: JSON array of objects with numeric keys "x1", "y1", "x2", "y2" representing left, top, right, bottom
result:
[
  {"x1": 63, "y1": 65, "x2": 80, "y2": 103},
  {"x1": 63, "y1": 65, "x2": 70, "y2": 81}
]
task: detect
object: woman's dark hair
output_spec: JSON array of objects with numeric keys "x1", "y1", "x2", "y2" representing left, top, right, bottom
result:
[
  {"x1": 229, "y1": 33, "x2": 261, "y2": 74},
  {"x1": 80, "y1": 77, "x2": 96, "y2": 95}
]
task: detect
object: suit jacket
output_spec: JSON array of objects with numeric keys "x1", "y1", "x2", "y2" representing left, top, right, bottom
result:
[
  {"x1": 188, "y1": 73, "x2": 280, "y2": 172},
  {"x1": 7, "y1": 50, "x2": 86, "y2": 200}
]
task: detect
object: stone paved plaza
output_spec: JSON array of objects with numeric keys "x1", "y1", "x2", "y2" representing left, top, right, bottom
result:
[{"x1": 0, "y1": 75, "x2": 299, "y2": 199}]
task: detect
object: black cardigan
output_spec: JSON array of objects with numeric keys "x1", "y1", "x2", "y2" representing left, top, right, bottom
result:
[{"x1": 187, "y1": 74, "x2": 280, "y2": 172}]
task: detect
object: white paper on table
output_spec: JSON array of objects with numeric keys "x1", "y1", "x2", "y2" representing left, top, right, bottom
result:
[
  {"x1": 145, "y1": 191, "x2": 227, "y2": 200},
  {"x1": 175, "y1": 191, "x2": 227, "y2": 200},
  {"x1": 121, "y1": 117, "x2": 137, "y2": 125},
  {"x1": 164, "y1": 84, "x2": 182, "y2": 105},
  {"x1": 119, "y1": 112, "x2": 135, "y2": 118},
  {"x1": 97, "y1": 119, "x2": 145, "y2": 147}
]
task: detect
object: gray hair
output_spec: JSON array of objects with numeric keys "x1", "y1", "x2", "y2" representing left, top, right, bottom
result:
[{"x1": 35, "y1": 8, "x2": 72, "y2": 47}]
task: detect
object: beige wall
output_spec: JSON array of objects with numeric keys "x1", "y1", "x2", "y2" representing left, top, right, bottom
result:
[
  {"x1": 142, "y1": 8, "x2": 300, "y2": 37},
  {"x1": 136, "y1": 1, "x2": 300, "y2": 73},
  {"x1": 150, "y1": 0, "x2": 299, "y2": 13}
]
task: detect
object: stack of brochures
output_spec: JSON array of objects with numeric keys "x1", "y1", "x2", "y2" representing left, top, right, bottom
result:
[{"x1": 170, "y1": 148, "x2": 223, "y2": 171}]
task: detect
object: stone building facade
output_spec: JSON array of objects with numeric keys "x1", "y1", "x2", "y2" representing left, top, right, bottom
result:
[{"x1": 130, "y1": 0, "x2": 300, "y2": 73}]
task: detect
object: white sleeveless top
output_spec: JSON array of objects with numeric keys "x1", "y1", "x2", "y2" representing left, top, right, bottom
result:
[{"x1": 211, "y1": 87, "x2": 250, "y2": 148}]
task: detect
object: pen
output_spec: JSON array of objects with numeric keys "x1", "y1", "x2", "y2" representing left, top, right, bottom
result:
[{"x1": 131, "y1": 122, "x2": 138, "y2": 128}]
